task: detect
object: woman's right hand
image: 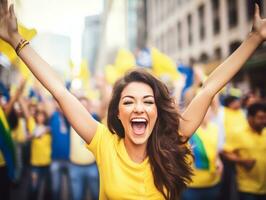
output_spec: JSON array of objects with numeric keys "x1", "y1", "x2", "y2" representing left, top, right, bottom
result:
[
  {"x1": 0, "y1": 0, "x2": 19, "y2": 45},
  {"x1": 252, "y1": 3, "x2": 266, "y2": 42}
]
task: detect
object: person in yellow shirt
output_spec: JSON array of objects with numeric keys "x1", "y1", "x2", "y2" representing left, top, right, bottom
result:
[
  {"x1": 223, "y1": 102, "x2": 266, "y2": 200},
  {"x1": 70, "y1": 97, "x2": 99, "y2": 200},
  {"x1": 1, "y1": 2, "x2": 266, "y2": 199},
  {"x1": 27, "y1": 109, "x2": 51, "y2": 200},
  {"x1": 9, "y1": 99, "x2": 29, "y2": 182},
  {"x1": 223, "y1": 95, "x2": 247, "y2": 149},
  {"x1": 182, "y1": 108, "x2": 223, "y2": 200},
  {"x1": 220, "y1": 95, "x2": 247, "y2": 200}
]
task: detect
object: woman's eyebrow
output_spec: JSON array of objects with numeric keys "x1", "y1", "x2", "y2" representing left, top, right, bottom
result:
[
  {"x1": 121, "y1": 95, "x2": 154, "y2": 99},
  {"x1": 121, "y1": 95, "x2": 134, "y2": 99},
  {"x1": 143, "y1": 95, "x2": 154, "y2": 99}
]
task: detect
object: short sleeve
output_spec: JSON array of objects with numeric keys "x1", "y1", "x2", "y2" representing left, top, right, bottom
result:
[
  {"x1": 223, "y1": 131, "x2": 242, "y2": 152},
  {"x1": 86, "y1": 123, "x2": 114, "y2": 165}
]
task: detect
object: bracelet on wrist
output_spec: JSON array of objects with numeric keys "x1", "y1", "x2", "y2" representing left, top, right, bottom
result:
[{"x1": 15, "y1": 39, "x2": 29, "y2": 55}]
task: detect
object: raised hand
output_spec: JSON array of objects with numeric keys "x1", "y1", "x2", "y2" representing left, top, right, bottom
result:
[
  {"x1": 0, "y1": 0, "x2": 18, "y2": 44},
  {"x1": 252, "y1": 3, "x2": 266, "y2": 40}
]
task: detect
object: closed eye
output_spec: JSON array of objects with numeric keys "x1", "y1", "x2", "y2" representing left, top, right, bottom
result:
[
  {"x1": 123, "y1": 101, "x2": 133, "y2": 105},
  {"x1": 144, "y1": 101, "x2": 154, "y2": 104}
]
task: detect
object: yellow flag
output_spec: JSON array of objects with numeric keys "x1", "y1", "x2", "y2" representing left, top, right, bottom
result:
[
  {"x1": 13, "y1": 58, "x2": 31, "y2": 79},
  {"x1": 104, "y1": 64, "x2": 121, "y2": 85},
  {"x1": 115, "y1": 48, "x2": 135, "y2": 75},
  {"x1": 151, "y1": 48, "x2": 179, "y2": 80},
  {"x1": 78, "y1": 59, "x2": 90, "y2": 89},
  {"x1": 0, "y1": 24, "x2": 37, "y2": 63},
  {"x1": 18, "y1": 24, "x2": 37, "y2": 40}
]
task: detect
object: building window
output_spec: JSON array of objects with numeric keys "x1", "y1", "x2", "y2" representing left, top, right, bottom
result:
[
  {"x1": 212, "y1": 0, "x2": 220, "y2": 34},
  {"x1": 188, "y1": 14, "x2": 193, "y2": 46},
  {"x1": 229, "y1": 41, "x2": 241, "y2": 54},
  {"x1": 199, "y1": 4, "x2": 205, "y2": 40},
  {"x1": 214, "y1": 47, "x2": 222, "y2": 60},
  {"x1": 246, "y1": 0, "x2": 263, "y2": 21},
  {"x1": 228, "y1": 0, "x2": 238, "y2": 28},
  {"x1": 199, "y1": 53, "x2": 209, "y2": 63}
]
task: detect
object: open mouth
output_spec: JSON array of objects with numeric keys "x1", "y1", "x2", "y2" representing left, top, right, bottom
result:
[{"x1": 130, "y1": 118, "x2": 148, "y2": 135}]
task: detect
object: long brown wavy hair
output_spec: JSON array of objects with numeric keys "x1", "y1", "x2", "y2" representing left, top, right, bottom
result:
[{"x1": 107, "y1": 69, "x2": 193, "y2": 200}]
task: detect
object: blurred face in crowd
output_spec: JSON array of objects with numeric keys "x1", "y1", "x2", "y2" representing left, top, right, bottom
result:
[
  {"x1": 248, "y1": 110, "x2": 266, "y2": 133},
  {"x1": 229, "y1": 99, "x2": 241, "y2": 110},
  {"x1": 29, "y1": 103, "x2": 37, "y2": 116},
  {"x1": 35, "y1": 111, "x2": 47, "y2": 125},
  {"x1": 118, "y1": 82, "x2": 158, "y2": 147}
]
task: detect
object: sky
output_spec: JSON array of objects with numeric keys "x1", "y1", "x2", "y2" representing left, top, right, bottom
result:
[{"x1": 13, "y1": 0, "x2": 104, "y2": 62}]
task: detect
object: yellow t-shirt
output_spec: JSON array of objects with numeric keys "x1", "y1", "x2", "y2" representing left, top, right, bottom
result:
[
  {"x1": 12, "y1": 118, "x2": 27, "y2": 143},
  {"x1": 30, "y1": 127, "x2": 52, "y2": 166},
  {"x1": 189, "y1": 123, "x2": 221, "y2": 188},
  {"x1": 0, "y1": 151, "x2": 5, "y2": 166},
  {"x1": 27, "y1": 116, "x2": 36, "y2": 135},
  {"x1": 224, "y1": 125, "x2": 266, "y2": 194},
  {"x1": 70, "y1": 128, "x2": 95, "y2": 165},
  {"x1": 87, "y1": 123, "x2": 165, "y2": 200},
  {"x1": 223, "y1": 107, "x2": 247, "y2": 150},
  {"x1": 0, "y1": 106, "x2": 9, "y2": 131}
]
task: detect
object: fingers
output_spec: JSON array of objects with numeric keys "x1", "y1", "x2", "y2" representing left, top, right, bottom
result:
[
  {"x1": 1, "y1": 0, "x2": 8, "y2": 13},
  {"x1": 0, "y1": 0, "x2": 3, "y2": 15},
  {"x1": 0, "y1": 0, "x2": 9, "y2": 15},
  {"x1": 254, "y1": 3, "x2": 261, "y2": 19},
  {"x1": 9, "y1": 4, "x2": 15, "y2": 18}
]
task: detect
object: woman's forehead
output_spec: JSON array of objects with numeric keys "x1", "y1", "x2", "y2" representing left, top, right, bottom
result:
[{"x1": 121, "y1": 82, "x2": 154, "y2": 97}]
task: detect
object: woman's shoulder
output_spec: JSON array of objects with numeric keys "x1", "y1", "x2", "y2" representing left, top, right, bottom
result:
[{"x1": 88, "y1": 122, "x2": 120, "y2": 147}]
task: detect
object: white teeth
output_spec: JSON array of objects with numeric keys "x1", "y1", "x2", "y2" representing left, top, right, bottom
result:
[{"x1": 131, "y1": 118, "x2": 147, "y2": 123}]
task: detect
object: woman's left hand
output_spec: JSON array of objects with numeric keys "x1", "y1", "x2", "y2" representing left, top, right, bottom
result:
[
  {"x1": 252, "y1": 3, "x2": 266, "y2": 41},
  {"x1": 0, "y1": 0, "x2": 19, "y2": 44}
]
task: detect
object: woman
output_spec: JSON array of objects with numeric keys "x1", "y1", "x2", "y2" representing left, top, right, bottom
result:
[
  {"x1": 0, "y1": 1, "x2": 266, "y2": 199},
  {"x1": 28, "y1": 109, "x2": 51, "y2": 200}
]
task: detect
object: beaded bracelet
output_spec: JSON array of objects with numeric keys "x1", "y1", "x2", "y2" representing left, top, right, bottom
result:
[{"x1": 15, "y1": 39, "x2": 29, "y2": 55}]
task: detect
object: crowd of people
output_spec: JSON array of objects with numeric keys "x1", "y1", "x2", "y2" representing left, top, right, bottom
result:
[
  {"x1": 0, "y1": 76, "x2": 106, "y2": 200},
  {"x1": 0, "y1": 1, "x2": 266, "y2": 200}
]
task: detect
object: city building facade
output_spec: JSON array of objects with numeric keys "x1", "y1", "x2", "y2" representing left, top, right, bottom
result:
[{"x1": 145, "y1": 0, "x2": 266, "y2": 94}]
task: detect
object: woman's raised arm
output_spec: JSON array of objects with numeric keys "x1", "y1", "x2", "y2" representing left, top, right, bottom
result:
[
  {"x1": 0, "y1": 1, "x2": 97, "y2": 144},
  {"x1": 179, "y1": 4, "x2": 265, "y2": 137}
]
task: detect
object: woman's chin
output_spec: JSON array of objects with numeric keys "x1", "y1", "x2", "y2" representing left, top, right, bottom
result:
[{"x1": 130, "y1": 134, "x2": 149, "y2": 146}]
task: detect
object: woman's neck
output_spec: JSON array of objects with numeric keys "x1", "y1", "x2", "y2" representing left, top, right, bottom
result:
[{"x1": 124, "y1": 139, "x2": 147, "y2": 163}]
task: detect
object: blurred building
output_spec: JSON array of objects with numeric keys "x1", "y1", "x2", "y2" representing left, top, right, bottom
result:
[
  {"x1": 32, "y1": 33, "x2": 71, "y2": 77},
  {"x1": 82, "y1": 15, "x2": 102, "y2": 74},
  {"x1": 145, "y1": 0, "x2": 266, "y2": 95},
  {"x1": 87, "y1": 0, "x2": 145, "y2": 72},
  {"x1": 128, "y1": 0, "x2": 147, "y2": 51}
]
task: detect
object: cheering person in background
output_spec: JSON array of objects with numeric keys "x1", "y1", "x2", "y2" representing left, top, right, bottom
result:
[{"x1": 1, "y1": 0, "x2": 266, "y2": 199}]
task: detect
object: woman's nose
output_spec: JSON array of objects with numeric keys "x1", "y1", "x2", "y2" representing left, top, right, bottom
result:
[{"x1": 134, "y1": 102, "x2": 144, "y2": 113}]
